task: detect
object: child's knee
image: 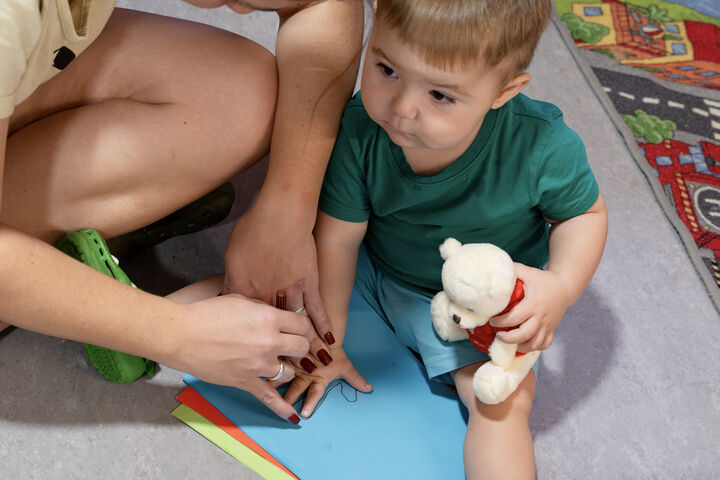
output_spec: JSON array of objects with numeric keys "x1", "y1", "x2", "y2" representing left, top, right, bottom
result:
[{"x1": 504, "y1": 371, "x2": 536, "y2": 417}]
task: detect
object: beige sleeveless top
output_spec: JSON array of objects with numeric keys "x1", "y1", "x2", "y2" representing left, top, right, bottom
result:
[{"x1": 0, "y1": 0, "x2": 116, "y2": 118}]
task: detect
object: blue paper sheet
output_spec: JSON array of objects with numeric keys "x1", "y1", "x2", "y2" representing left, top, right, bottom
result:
[{"x1": 186, "y1": 290, "x2": 468, "y2": 480}]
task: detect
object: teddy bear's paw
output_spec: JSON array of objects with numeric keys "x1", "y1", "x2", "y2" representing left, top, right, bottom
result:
[{"x1": 472, "y1": 363, "x2": 513, "y2": 404}]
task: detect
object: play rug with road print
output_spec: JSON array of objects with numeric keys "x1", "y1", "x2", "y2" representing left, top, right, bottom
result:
[{"x1": 554, "y1": 0, "x2": 720, "y2": 310}]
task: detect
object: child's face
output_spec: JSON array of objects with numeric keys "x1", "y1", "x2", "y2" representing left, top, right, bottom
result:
[{"x1": 360, "y1": 19, "x2": 519, "y2": 157}]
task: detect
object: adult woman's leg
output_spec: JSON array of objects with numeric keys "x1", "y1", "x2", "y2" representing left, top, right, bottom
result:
[{"x1": 3, "y1": 8, "x2": 277, "y2": 243}]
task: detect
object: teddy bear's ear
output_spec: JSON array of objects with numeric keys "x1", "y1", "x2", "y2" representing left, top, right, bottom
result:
[{"x1": 439, "y1": 238, "x2": 462, "y2": 260}]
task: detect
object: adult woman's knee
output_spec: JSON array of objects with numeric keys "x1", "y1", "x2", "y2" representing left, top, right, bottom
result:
[{"x1": 205, "y1": 39, "x2": 278, "y2": 175}]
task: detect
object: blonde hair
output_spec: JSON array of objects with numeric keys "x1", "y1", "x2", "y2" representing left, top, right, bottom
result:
[{"x1": 375, "y1": 0, "x2": 552, "y2": 79}]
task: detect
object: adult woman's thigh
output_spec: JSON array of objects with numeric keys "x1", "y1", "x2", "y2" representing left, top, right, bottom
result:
[{"x1": 4, "y1": 8, "x2": 277, "y2": 242}]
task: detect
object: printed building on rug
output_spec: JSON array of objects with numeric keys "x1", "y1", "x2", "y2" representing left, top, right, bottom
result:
[
  {"x1": 641, "y1": 139, "x2": 720, "y2": 286},
  {"x1": 565, "y1": 0, "x2": 720, "y2": 90}
]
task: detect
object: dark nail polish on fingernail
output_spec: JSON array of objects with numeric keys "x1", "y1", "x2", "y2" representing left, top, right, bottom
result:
[
  {"x1": 276, "y1": 290, "x2": 287, "y2": 310},
  {"x1": 288, "y1": 414, "x2": 301, "y2": 424},
  {"x1": 324, "y1": 332, "x2": 336, "y2": 345},
  {"x1": 317, "y1": 349, "x2": 333, "y2": 366},
  {"x1": 300, "y1": 357, "x2": 316, "y2": 373}
]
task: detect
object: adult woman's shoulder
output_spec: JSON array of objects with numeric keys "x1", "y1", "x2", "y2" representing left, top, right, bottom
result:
[{"x1": 0, "y1": 0, "x2": 43, "y2": 118}]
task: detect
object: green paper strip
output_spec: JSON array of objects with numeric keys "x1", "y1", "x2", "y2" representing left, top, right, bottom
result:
[{"x1": 171, "y1": 404, "x2": 293, "y2": 480}]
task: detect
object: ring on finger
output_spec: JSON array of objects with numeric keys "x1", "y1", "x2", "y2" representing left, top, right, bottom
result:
[
  {"x1": 267, "y1": 359, "x2": 285, "y2": 381},
  {"x1": 295, "y1": 306, "x2": 305, "y2": 314}
]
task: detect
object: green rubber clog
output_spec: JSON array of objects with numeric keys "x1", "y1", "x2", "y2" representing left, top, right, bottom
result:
[{"x1": 56, "y1": 229, "x2": 155, "y2": 383}]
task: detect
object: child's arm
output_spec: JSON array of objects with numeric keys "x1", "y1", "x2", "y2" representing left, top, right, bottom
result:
[
  {"x1": 492, "y1": 194, "x2": 608, "y2": 352},
  {"x1": 314, "y1": 212, "x2": 368, "y2": 344},
  {"x1": 283, "y1": 211, "x2": 372, "y2": 417}
]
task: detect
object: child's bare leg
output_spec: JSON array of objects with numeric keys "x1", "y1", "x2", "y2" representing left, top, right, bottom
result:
[
  {"x1": 0, "y1": 320, "x2": 9, "y2": 333},
  {"x1": 453, "y1": 363, "x2": 536, "y2": 480},
  {"x1": 165, "y1": 275, "x2": 224, "y2": 304}
]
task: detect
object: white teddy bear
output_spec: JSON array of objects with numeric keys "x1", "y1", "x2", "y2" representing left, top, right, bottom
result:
[{"x1": 430, "y1": 238, "x2": 540, "y2": 404}]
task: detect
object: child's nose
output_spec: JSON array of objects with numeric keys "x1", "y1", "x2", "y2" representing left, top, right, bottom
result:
[{"x1": 391, "y1": 90, "x2": 418, "y2": 120}]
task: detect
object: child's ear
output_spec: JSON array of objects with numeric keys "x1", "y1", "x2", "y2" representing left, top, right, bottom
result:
[{"x1": 490, "y1": 73, "x2": 531, "y2": 109}]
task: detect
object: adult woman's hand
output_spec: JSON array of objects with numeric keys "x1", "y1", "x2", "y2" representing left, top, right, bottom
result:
[
  {"x1": 223, "y1": 199, "x2": 336, "y2": 345},
  {"x1": 166, "y1": 293, "x2": 313, "y2": 422}
]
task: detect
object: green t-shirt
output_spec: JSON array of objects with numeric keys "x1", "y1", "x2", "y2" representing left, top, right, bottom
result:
[{"x1": 319, "y1": 92, "x2": 599, "y2": 296}]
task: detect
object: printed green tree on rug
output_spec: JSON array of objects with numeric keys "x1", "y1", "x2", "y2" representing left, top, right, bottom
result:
[
  {"x1": 561, "y1": 13, "x2": 609, "y2": 43},
  {"x1": 622, "y1": 110, "x2": 676, "y2": 144}
]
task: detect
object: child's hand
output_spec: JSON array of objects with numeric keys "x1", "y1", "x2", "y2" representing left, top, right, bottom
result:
[
  {"x1": 283, "y1": 347, "x2": 372, "y2": 418},
  {"x1": 489, "y1": 263, "x2": 572, "y2": 353}
]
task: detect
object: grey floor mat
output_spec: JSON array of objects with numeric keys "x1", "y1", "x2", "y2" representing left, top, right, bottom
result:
[{"x1": 1, "y1": 3, "x2": 717, "y2": 479}]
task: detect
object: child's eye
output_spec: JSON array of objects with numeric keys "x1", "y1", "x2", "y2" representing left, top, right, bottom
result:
[
  {"x1": 376, "y1": 62, "x2": 397, "y2": 78},
  {"x1": 430, "y1": 90, "x2": 455, "y2": 104}
]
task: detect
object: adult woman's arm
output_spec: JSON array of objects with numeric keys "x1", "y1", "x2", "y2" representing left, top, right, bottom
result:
[
  {"x1": 223, "y1": 0, "x2": 365, "y2": 343},
  {"x1": 0, "y1": 226, "x2": 312, "y2": 419}
]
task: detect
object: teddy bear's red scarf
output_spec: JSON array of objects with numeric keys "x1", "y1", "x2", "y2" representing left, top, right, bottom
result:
[{"x1": 466, "y1": 279, "x2": 527, "y2": 357}]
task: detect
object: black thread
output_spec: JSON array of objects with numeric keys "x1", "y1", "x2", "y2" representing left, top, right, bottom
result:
[{"x1": 292, "y1": 380, "x2": 358, "y2": 417}]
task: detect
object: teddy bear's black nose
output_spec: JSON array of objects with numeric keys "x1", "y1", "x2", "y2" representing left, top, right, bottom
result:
[{"x1": 452, "y1": 314, "x2": 461, "y2": 324}]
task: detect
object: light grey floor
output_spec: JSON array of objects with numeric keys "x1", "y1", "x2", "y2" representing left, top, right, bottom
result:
[{"x1": 1, "y1": 2, "x2": 718, "y2": 479}]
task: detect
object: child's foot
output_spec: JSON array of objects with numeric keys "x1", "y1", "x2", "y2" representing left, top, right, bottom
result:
[{"x1": 56, "y1": 229, "x2": 156, "y2": 383}]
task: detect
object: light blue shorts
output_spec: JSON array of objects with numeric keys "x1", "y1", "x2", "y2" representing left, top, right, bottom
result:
[{"x1": 353, "y1": 246, "x2": 491, "y2": 385}]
